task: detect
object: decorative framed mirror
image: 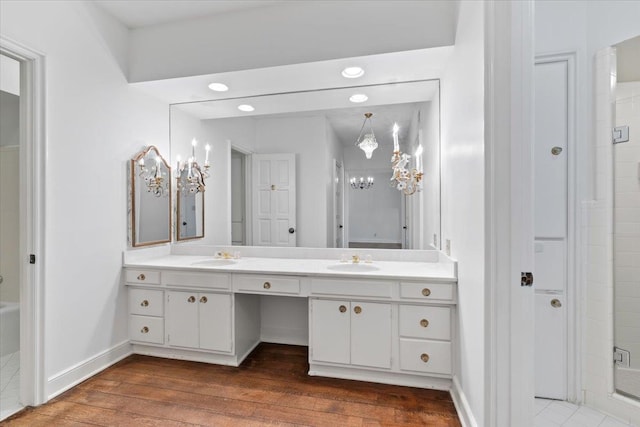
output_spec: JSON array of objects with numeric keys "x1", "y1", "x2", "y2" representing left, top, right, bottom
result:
[{"x1": 129, "y1": 146, "x2": 171, "y2": 247}]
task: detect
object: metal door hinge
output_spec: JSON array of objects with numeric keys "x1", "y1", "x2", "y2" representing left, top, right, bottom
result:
[
  {"x1": 614, "y1": 347, "x2": 630, "y2": 367},
  {"x1": 613, "y1": 126, "x2": 629, "y2": 144},
  {"x1": 521, "y1": 272, "x2": 534, "y2": 287}
]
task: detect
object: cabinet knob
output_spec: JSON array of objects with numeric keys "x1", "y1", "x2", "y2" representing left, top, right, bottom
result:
[
  {"x1": 141, "y1": 326, "x2": 149, "y2": 334},
  {"x1": 420, "y1": 319, "x2": 429, "y2": 328},
  {"x1": 263, "y1": 282, "x2": 271, "y2": 289},
  {"x1": 551, "y1": 298, "x2": 562, "y2": 308},
  {"x1": 188, "y1": 296, "x2": 196, "y2": 303},
  {"x1": 354, "y1": 306, "x2": 362, "y2": 314},
  {"x1": 140, "y1": 300, "x2": 149, "y2": 307},
  {"x1": 422, "y1": 288, "x2": 431, "y2": 297},
  {"x1": 137, "y1": 274, "x2": 146, "y2": 281},
  {"x1": 421, "y1": 353, "x2": 430, "y2": 363},
  {"x1": 200, "y1": 296, "x2": 208, "y2": 304},
  {"x1": 339, "y1": 305, "x2": 347, "y2": 313}
]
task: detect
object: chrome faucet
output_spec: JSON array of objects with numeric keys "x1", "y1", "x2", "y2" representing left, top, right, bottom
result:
[{"x1": 352, "y1": 255, "x2": 360, "y2": 264}]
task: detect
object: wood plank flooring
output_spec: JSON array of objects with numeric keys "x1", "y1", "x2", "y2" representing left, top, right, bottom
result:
[{"x1": 3, "y1": 343, "x2": 461, "y2": 426}]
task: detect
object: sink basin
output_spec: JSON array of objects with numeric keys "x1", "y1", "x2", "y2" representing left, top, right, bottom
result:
[
  {"x1": 326, "y1": 263, "x2": 380, "y2": 272},
  {"x1": 191, "y1": 259, "x2": 237, "y2": 267}
]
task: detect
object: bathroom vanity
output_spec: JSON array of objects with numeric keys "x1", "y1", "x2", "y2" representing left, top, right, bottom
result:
[{"x1": 123, "y1": 247, "x2": 457, "y2": 390}]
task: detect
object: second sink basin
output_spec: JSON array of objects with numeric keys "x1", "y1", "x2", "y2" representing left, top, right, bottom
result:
[
  {"x1": 326, "y1": 263, "x2": 380, "y2": 272},
  {"x1": 191, "y1": 259, "x2": 237, "y2": 267}
]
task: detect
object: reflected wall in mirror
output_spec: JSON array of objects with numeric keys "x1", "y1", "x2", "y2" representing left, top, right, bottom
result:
[
  {"x1": 170, "y1": 79, "x2": 441, "y2": 250},
  {"x1": 129, "y1": 146, "x2": 171, "y2": 247},
  {"x1": 176, "y1": 173, "x2": 205, "y2": 241}
]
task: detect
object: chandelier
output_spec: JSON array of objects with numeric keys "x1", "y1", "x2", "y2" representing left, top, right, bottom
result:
[
  {"x1": 354, "y1": 113, "x2": 378, "y2": 159},
  {"x1": 134, "y1": 146, "x2": 169, "y2": 197},
  {"x1": 350, "y1": 176, "x2": 374, "y2": 190},
  {"x1": 390, "y1": 123, "x2": 423, "y2": 195},
  {"x1": 176, "y1": 139, "x2": 211, "y2": 194}
]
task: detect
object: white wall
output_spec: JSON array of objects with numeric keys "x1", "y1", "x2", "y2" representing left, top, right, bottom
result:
[
  {"x1": 0, "y1": 1, "x2": 170, "y2": 397},
  {"x1": 0, "y1": 146, "x2": 19, "y2": 303},
  {"x1": 0, "y1": 91, "x2": 19, "y2": 147},
  {"x1": 127, "y1": 1, "x2": 457, "y2": 82},
  {"x1": 440, "y1": 1, "x2": 485, "y2": 424},
  {"x1": 536, "y1": 1, "x2": 640, "y2": 422}
]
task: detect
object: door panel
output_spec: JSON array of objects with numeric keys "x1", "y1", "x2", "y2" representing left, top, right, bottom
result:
[
  {"x1": 167, "y1": 291, "x2": 198, "y2": 348},
  {"x1": 310, "y1": 299, "x2": 350, "y2": 364},
  {"x1": 199, "y1": 293, "x2": 232, "y2": 352},
  {"x1": 534, "y1": 293, "x2": 566, "y2": 399},
  {"x1": 351, "y1": 302, "x2": 391, "y2": 369},
  {"x1": 534, "y1": 240, "x2": 566, "y2": 292}
]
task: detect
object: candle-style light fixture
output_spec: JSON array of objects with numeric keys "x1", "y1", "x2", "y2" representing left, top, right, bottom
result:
[
  {"x1": 390, "y1": 123, "x2": 423, "y2": 195},
  {"x1": 175, "y1": 138, "x2": 211, "y2": 194},
  {"x1": 354, "y1": 113, "x2": 378, "y2": 159},
  {"x1": 350, "y1": 176, "x2": 374, "y2": 190},
  {"x1": 134, "y1": 146, "x2": 170, "y2": 197}
]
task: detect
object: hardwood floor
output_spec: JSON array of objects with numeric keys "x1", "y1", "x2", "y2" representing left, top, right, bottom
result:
[{"x1": 3, "y1": 344, "x2": 461, "y2": 426}]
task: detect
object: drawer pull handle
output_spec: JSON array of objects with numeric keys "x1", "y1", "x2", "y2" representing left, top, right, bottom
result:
[
  {"x1": 137, "y1": 274, "x2": 146, "y2": 281},
  {"x1": 200, "y1": 296, "x2": 208, "y2": 304},
  {"x1": 339, "y1": 305, "x2": 347, "y2": 313},
  {"x1": 354, "y1": 306, "x2": 362, "y2": 314},
  {"x1": 420, "y1": 319, "x2": 429, "y2": 328},
  {"x1": 188, "y1": 296, "x2": 196, "y2": 303},
  {"x1": 422, "y1": 288, "x2": 431, "y2": 297},
  {"x1": 421, "y1": 353, "x2": 430, "y2": 363},
  {"x1": 141, "y1": 326, "x2": 149, "y2": 334},
  {"x1": 263, "y1": 282, "x2": 271, "y2": 289},
  {"x1": 140, "y1": 300, "x2": 149, "y2": 307}
]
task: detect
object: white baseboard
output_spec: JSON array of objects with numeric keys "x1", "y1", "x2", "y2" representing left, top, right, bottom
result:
[
  {"x1": 261, "y1": 327, "x2": 308, "y2": 346},
  {"x1": 450, "y1": 375, "x2": 478, "y2": 427},
  {"x1": 46, "y1": 340, "x2": 132, "y2": 400}
]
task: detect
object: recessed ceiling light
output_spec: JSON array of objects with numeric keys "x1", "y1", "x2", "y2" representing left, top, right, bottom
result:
[
  {"x1": 238, "y1": 104, "x2": 255, "y2": 112},
  {"x1": 208, "y1": 82, "x2": 229, "y2": 92},
  {"x1": 341, "y1": 66, "x2": 365, "y2": 79},
  {"x1": 349, "y1": 94, "x2": 368, "y2": 103}
]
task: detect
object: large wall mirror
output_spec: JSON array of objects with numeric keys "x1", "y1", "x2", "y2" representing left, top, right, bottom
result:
[
  {"x1": 170, "y1": 79, "x2": 441, "y2": 250},
  {"x1": 129, "y1": 146, "x2": 171, "y2": 247}
]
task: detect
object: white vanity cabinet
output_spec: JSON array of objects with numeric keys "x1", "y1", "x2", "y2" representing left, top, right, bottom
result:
[
  {"x1": 166, "y1": 291, "x2": 232, "y2": 352},
  {"x1": 310, "y1": 299, "x2": 392, "y2": 369}
]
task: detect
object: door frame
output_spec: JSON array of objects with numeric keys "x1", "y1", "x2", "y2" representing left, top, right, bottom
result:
[
  {"x1": 332, "y1": 159, "x2": 344, "y2": 248},
  {"x1": 0, "y1": 36, "x2": 46, "y2": 407},
  {"x1": 534, "y1": 51, "x2": 580, "y2": 402}
]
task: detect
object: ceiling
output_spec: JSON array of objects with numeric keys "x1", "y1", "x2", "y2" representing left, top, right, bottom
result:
[{"x1": 94, "y1": 1, "x2": 286, "y2": 29}]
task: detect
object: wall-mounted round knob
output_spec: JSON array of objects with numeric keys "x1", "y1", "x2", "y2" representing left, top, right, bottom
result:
[
  {"x1": 551, "y1": 298, "x2": 562, "y2": 308},
  {"x1": 200, "y1": 296, "x2": 208, "y2": 303},
  {"x1": 137, "y1": 274, "x2": 146, "y2": 281},
  {"x1": 420, "y1": 319, "x2": 429, "y2": 328},
  {"x1": 421, "y1": 353, "x2": 430, "y2": 363},
  {"x1": 422, "y1": 288, "x2": 431, "y2": 297},
  {"x1": 288, "y1": 227, "x2": 295, "y2": 234},
  {"x1": 140, "y1": 300, "x2": 149, "y2": 307},
  {"x1": 339, "y1": 305, "x2": 347, "y2": 313},
  {"x1": 141, "y1": 326, "x2": 149, "y2": 334},
  {"x1": 551, "y1": 146, "x2": 563, "y2": 155},
  {"x1": 263, "y1": 282, "x2": 271, "y2": 289},
  {"x1": 354, "y1": 306, "x2": 362, "y2": 314},
  {"x1": 188, "y1": 296, "x2": 196, "y2": 303}
]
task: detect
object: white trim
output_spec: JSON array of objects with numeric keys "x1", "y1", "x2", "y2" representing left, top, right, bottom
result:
[
  {"x1": 46, "y1": 341, "x2": 132, "y2": 400},
  {"x1": 451, "y1": 375, "x2": 478, "y2": 427},
  {"x1": 308, "y1": 364, "x2": 452, "y2": 390},
  {"x1": 534, "y1": 52, "x2": 581, "y2": 403},
  {"x1": 0, "y1": 35, "x2": 47, "y2": 407}
]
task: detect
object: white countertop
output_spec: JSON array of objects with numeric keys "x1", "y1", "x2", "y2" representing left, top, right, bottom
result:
[{"x1": 123, "y1": 254, "x2": 457, "y2": 282}]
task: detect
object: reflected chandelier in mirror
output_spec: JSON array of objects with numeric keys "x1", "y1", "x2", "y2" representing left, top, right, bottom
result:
[{"x1": 129, "y1": 146, "x2": 171, "y2": 247}]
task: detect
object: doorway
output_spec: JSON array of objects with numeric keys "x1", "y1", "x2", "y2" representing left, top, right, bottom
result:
[{"x1": 231, "y1": 149, "x2": 246, "y2": 246}]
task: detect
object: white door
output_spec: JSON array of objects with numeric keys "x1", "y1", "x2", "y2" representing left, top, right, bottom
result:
[
  {"x1": 167, "y1": 291, "x2": 199, "y2": 348},
  {"x1": 310, "y1": 299, "x2": 350, "y2": 364},
  {"x1": 534, "y1": 59, "x2": 569, "y2": 399},
  {"x1": 198, "y1": 293, "x2": 232, "y2": 352},
  {"x1": 334, "y1": 160, "x2": 344, "y2": 248},
  {"x1": 350, "y1": 302, "x2": 391, "y2": 369},
  {"x1": 252, "y1": 154, "x2": 296, "y2": 246}
]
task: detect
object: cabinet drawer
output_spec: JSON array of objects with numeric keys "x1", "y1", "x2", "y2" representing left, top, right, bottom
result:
[
  {"x1": 162, "y1": 271, "x2": 230, "y2": 290},
  {"x1": 311, "y1": 279, "x2": 393, "y2": 298},
  {"x1": 125, "y1": 269, "x2": 160, "y2": 285},
  {"x1": 400, "y1": 282, "x2": 454, "y2": 302},
  {"x1": 129, "y1": 289, "x2": 164, "y2": 316},
  {"x1": 234, "y1": 275, "x2": 300, "y2": 295},
  {"x1": 129, "y1": 315, "x2": 164, "y2": 344},
  {"x1": 399, "y1": 339, "x2": 451, "y2": 375},
  {"x1": 399, "y1": 305, "x2": 451, "y2": 340}
]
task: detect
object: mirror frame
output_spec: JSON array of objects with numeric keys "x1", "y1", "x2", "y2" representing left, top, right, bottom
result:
[{"x1": 129, "y1": 145, "x2": 172, "y2": 247}]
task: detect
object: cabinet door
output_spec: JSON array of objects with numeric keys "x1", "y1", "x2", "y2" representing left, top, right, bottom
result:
[
  {"x1": 167, "y1": 291, "x2": 199, "y2": 348},
  {"x1": 199, "y1": 293, "x2": 232, "y2": 352},
  {"x1": 310, "y1": 299, "x2": 350, "y2": 364},
  {"x1": 351, "y1": 302, "x2": 391, "y2": 369}
]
